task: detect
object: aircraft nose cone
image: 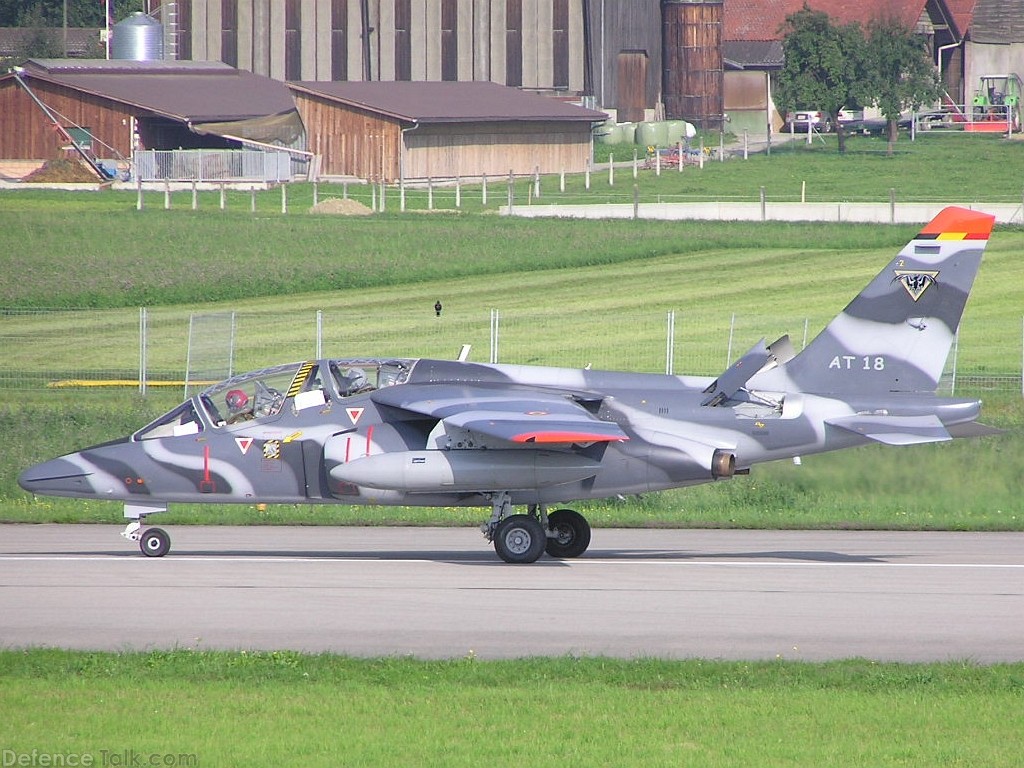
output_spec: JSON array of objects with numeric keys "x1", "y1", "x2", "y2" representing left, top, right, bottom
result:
[{"x1": 18, "y1": 458, "x2": 93, "y2": 496}]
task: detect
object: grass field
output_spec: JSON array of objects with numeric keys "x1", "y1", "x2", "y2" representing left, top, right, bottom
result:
[
  {"x1": 1, "y1": 650, "x2": 1022, "y2": 767},
  {"x1": 1, "y1": 150, "x2": 1022, "y2": 529}
]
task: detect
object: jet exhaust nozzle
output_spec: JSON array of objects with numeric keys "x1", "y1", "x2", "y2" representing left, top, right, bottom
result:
[{"x1": 711, "y1": 449, "x2": 736, "y2": 479}]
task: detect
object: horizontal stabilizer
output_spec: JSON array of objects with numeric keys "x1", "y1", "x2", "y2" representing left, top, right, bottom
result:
[
  {"x1": 946, "y1": 421, "x2": 1004, "y2": 439},
  {"x1": 702, "y1": 339, "x2": 772, "y2": 407},
  {"x1": 826, "y1": 414, "x2": 951, "y2": 445}
]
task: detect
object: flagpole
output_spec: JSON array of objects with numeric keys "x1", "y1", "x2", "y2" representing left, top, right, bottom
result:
[{"x1": 104, "y1": 0, "x2": 111, "y2": 59}]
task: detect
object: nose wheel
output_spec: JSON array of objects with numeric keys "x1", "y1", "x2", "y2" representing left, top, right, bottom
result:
[
  {"x1": 121, "y1": 518, "x2": 172, "y2": 558},
  {"x1": 139, "y1": 527, "x2": 171, "y2": 557}
]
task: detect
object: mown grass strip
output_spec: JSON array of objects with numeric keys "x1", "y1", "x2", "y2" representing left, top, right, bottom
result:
[{"x1": 1, "y1": 650, "x2": 1021, "y2": 767}]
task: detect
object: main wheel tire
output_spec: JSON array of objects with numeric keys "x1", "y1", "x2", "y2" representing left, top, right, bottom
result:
[
  {"x1": 140, "y1": 527, "x2": 170, "y2": 558},
  {"x1": 493, "y1": 515, "x2": 547, "y2": 564},
  {"x1": 545, "y1": 508, "x2": 591, "y2": 558}
]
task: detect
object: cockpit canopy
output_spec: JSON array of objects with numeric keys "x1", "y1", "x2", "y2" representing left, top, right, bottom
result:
[{"x1": 134, "y1": 358, "x2": 416, "y2": 441}]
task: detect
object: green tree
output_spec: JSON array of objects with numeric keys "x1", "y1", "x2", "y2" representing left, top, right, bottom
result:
[
  {"x1": 0, "y1": 0, "x2": 143, "y2": 28},
  {"x1": 775, "y1": 3, "x2": 865, "y2": 153},
  {"x1": 13, "y1": 4, "x2": 64, "y2": 60},
  {"x1": 863, "y1": 18, "x2": 941, "y2": 155}
]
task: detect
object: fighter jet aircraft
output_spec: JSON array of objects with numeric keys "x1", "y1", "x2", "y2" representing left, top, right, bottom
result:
[{"x1": 19, "y1": 206, "x2": 1000, "y2": 563}]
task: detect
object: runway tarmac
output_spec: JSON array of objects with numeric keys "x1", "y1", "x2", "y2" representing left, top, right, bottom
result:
[{"x1": 1, "y1": 525, "x2": 1022, "y2": 662}]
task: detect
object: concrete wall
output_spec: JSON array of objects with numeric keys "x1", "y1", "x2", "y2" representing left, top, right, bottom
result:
[{"x1": 965, "y1": 41, "x2": 1024, "y2": 106}]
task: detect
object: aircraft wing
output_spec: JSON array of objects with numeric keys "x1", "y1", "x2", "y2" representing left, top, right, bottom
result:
[
  {"x1": 371, "y1": 385, "x2": 629, "y2": 444},
  {"x1": 825, "y1": 414, "x2": 953, "y2": 445}
]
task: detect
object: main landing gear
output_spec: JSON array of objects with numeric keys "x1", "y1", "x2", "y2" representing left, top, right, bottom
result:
[{"x1": 481, "y1": 492, "x2": 592, "y2": 564}]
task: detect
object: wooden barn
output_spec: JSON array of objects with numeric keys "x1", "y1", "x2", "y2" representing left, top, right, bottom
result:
[
  {"x1": 0, "y1": 58, "x2": 302, "y2": 172},
  {"x1": 288, "y1": 80, "x2": 606, "y2": 181}
]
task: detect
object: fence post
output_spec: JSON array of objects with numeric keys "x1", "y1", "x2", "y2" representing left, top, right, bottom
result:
[
  {"x1": 136, "y1": 176, "x2": 143, "y2": 211},
  {"x1": 534, "y1": 166, "x2": 540, "y2": 199},
  {"x1": 585, "y1": 159, "x2": 591, "y2": 189},
  {"x1": 760, "y1": 186, "x2": 766, "y2": 221},
  {"x1": 678, "y1": 141, "x2": 683, "y2": 172},
  {"x1": 665, "y1": 310, "x2": 675, "y2": 375},
  {"x1": 250, "y1": 186, "x2": 256, "y2": 213},
  {"x1": 164, "y1": 179, "x2": 170, "y2": 210},
  {"x1": 456, "y1": 174, "x2": 461, "y2": 209},
  {"x1": 743, "y1": 129, "x2": 748, "y2": 160},
  {"x1": 281, "y1": 183, "x2": 287, "y2": 214},
  {"x1": 139, "y1": 307, "x2": 147, "y2": 396},
  {"x1": 889, "y1": 188, "x2": 896, "y2": 223},
  {"x1": 191, "y1": 181, "x2": 198, "y2": 210},
  {"x1": 559, "y1": 168, "x2": 565, "y2": 192},
  {"x1": 427, "y1": 177, "x2": 433, "y2": 210},
  {"x1": 219, "y1": 183, "x2": 226, "y2": 210},
  {"x1": 726, "y1": 313, "x2": 736, "y2": 365},
  {"x1": 312, "y1": 181, "x2": 318, "y2": 208},
  {"x1": 316, "y1": 310, "x2": 323, "y2": 359},
  {"x1": 632, "y1": 148, "x2": 638, "y2": 179},
  {"x1": 507, "y1": 170, "x2": 513, "y2": 212},
  {"x1": 490, "y1": 308, "x2": 500, "y2": 364},
  {"x1": 633, "y1": 183, "x2": 639, "y2": 219},
  {"x1": 608, "y1": 153, "x2": 614, "y2": 186},
  {"x1": 482, "y1": 173, "x2": 487, "y2": 206}
]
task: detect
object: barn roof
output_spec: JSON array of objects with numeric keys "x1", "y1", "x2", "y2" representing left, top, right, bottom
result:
[
  {"x1": 9, "y1": 58, "x2": 297, "y2": 123},
  {"x1": 725, "y1": 0, "x2": 961, "y2": 41},
  {"x1": 968, "y1": 0, "x2": 1024, "y2": 43},
  {"x1": 0, "y1": 27, "x2": 100, "y2": 58},
  {"x1": 287, "y1": 80, "x2": 608, "y2": 124}
]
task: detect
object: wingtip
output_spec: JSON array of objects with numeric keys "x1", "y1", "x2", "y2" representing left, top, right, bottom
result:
[{"x1": 917, "y1": 206, "x2": 996, "y2": 241}]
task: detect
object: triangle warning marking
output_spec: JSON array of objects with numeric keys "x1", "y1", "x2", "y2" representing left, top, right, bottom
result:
[
  {"x1": 347, "y1": 407, "x2": 364, "y2": 425},
  {"x1": 235, "y1": 437, "x2": 254, "y2": 455}
]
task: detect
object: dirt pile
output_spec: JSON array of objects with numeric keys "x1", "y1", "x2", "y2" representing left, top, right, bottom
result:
[
  {"x1": 21, "y1": 157, "x2": 102, "y2": 183},
  {"x1": 308, "y1": 197, "x2": 373, "y2": 216}
]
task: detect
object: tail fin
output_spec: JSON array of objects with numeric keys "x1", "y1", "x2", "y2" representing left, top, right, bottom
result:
[{"x1": 769, "y1": 206, "x2": 995, "y2": 395}]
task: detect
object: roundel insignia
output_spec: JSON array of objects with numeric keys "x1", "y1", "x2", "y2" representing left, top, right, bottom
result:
[{"x1": 893, "y1": 269, "x2": 939, "y2": 301}]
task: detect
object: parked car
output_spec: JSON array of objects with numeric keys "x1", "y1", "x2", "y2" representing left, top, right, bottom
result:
[
  {"x1": 785, "y1": 109, "x2": 833, "y2": 133},
  {"x1": 784, "y1": 109, "x2": 863, "y2": 134}
]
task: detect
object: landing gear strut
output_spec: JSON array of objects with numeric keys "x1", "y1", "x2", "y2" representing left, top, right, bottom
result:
[
  {"x1": 481, "y1": 493, "x2": 592, "y2": 563},
  {"x1": 121, "y1": 503, "x2": 171, "y2": 557}
]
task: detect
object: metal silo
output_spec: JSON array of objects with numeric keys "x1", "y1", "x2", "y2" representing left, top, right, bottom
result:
[
  {"x1": 111, "y1": 12, "x2": 164, "y2": 61},
  {"x1": 662, "y1": 0, "x2": 723, "y2": 130}
]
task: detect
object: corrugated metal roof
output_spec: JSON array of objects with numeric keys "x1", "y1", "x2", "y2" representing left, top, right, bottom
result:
[
  {"x1": 723, "y1": 40, "x2": 784, "y2": 68},
  {"x1": 13, "y1": 58, "x2": 295, "y2": 123},
  {"x1": 287, "y1": 81, "x2": 608, "y2": 123},
  {"x1": 969, "y1": 0, "x2": 1024, "y2": 43}
]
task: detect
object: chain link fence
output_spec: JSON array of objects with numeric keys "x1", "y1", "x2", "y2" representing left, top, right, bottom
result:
[{"x1": 1, "y1": 307, "x2": 1020, "y2": 398}]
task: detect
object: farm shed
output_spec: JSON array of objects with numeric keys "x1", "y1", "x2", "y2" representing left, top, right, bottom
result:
[
  {"x1": 724, "y1": 0, "x2": 968, "y2": 130},
  {"x1": 0, "y1": 58, "x2": 303, "y2": 174},
  {"x1": 287, "y1": 80, "x2": 606, "y2": 182}
]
